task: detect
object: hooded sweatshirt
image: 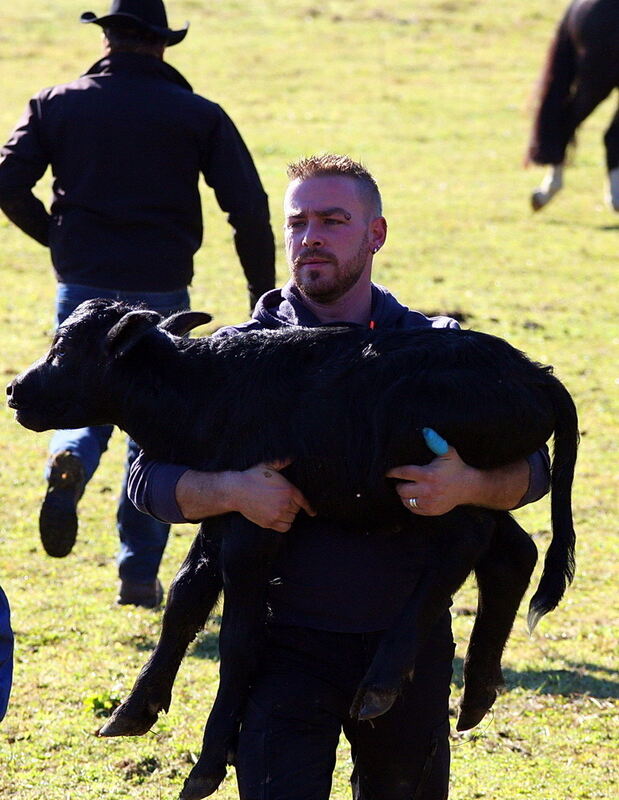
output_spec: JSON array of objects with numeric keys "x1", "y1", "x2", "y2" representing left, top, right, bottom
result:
[{"x1": 129, "y1": 282, "x2": 549, "y2": 631}]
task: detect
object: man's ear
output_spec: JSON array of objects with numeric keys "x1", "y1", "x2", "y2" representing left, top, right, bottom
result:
[
  {"x1": 105, "y1": 310, "x2": 162, "y2": 359},
  {"x1": 159, "y1": 310, "x2": 212, "y2": 336},
  {"x1": 369, "y1": 216, "x2": 388, "y2": 254}
]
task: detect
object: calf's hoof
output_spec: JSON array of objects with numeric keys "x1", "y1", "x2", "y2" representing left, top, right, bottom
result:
[
  {"x1": 350, "y1": 686, "x2": 398, "y2": 721},
  {"x1": 456, "y1": 687, "x2": 498, "y2": 732},
  {"x1": 96, "y1": 695, "x2": 163, "y2": 737},
  {"x1": 179, "y1": 763, "x2": 227, "y2": 800}
]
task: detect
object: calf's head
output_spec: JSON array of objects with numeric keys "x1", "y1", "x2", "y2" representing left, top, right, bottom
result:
[{"x1": 6, "y1": 298, "x2": 211, "y2": 432}]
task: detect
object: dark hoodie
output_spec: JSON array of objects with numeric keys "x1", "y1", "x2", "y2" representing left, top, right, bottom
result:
[{"x1": 129, "y1": 282, "x2": 549, "y2": 632}]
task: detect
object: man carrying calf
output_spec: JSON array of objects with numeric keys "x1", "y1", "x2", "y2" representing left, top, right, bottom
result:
[{"x1": 128, "y1": 154, "x2": 550, "y2": 799}]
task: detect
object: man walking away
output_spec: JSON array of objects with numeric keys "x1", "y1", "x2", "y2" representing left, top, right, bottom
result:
[{"x1": 0, "y1": 0, "x2": 275, "y2": 607}]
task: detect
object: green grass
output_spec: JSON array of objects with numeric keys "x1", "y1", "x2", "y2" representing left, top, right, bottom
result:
[{"x1": 0, "y1": 1, "x2": 618, "y2": 798}]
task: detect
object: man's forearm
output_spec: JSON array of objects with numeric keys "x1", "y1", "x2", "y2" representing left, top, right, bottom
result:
[
  {"x1": 176, "y1": 463, "x2": 316, "y2": 532},
  {"x1": 387, "y1": 448, "x2": 545, "y2": 517},
  {"x1": 461, "y1": 457, "x2": 532, "y2": 510},
  {"x1": 232, "y1": 211, "x2": 276, "y2": 309},
  {"x1": 175, "y1": 469, "x2": 241, "y2": 521},
  {"x1": 0, "y1": 193, "x2": 50, "y2": 245}
]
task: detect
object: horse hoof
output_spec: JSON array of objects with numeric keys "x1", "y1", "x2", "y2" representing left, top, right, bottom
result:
[
  {"x1": 179, "y1": 766, "x2": 227, "y2": 800},
  {"x1": 96, "y1": 698, "x2": 160, "y2": 737},
  {"x1": 350, "y1": 687, "x2": 398, "y2": 721}
]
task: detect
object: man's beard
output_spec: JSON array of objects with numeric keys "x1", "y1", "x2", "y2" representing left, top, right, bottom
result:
[{"x1": 292, "y1": 234, "x2": 370, "y2": 303}]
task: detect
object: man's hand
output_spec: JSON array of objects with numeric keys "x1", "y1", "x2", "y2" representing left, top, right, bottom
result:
[
  {"x1": 386, "y1": 446, "x2": 478, "y2": 516},
  {"x1": 386, "y1": 428, "x2": 531, "y2": 516},
  {"x1": 176, "y1": 458, "x2": 315, "y2": 532},
  {"x1": 230, "y1": 459, "x2": 316, "y2": 532}
]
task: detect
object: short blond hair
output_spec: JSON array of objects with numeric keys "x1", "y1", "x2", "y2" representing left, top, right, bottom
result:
[{"x1": 287, "y1": 154, "x2": 382, "y2": 217}]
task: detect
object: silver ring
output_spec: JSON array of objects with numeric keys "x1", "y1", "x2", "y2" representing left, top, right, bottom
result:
[{"x1": 408, "y1": 497, "x2": 418, "y2": 509}]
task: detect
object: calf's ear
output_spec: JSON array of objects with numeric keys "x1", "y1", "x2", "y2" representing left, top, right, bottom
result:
[
  {"x1": 105, "y1": 310, "x2": 162, "y2": 359},
  {"x1": 159, "y1": 310, "x2": 212, "y2": 336}
]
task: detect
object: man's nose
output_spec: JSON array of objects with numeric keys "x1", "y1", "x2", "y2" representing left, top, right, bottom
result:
[{"x1": 301, "y1": 223, "x2": 324, "y2": 248}]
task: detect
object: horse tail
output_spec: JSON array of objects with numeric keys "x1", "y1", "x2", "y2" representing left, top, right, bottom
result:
[
  {"x1": 526, "y1": 5, "x2": 578, "y2": 166},
  {"x1": 527, "y1": 376, "x2": 579, "y2": 632}
]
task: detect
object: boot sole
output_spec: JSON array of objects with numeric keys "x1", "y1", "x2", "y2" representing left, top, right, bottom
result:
[{"x1": 39, "y1": 453, "x2": 84, "y2": 558}]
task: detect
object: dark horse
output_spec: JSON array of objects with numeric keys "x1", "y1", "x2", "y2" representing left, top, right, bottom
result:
[{"x1": 526, "y1": 0, "x2": 619, "y2": 210}]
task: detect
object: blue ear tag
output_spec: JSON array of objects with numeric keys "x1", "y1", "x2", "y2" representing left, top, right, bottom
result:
[{"x1": 422, "y1": 427, "x2": 449, "y2": 456}]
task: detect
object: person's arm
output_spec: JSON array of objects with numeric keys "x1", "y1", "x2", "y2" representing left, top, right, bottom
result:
[
  {"x1": 200, "y1": 106, "x2": 275, "y2": 309},
  {"x1": 386, "y1": 446, "x2": 550, "y2": 517},
  {"x1": 128, "y1": 451, "x2": 315, "y2": 534},
  {"x1": 176, "y1": 462, "x2": 316, "y2": 532},
  {"x1": 0, "y1": 97, "x2": 52, "y2": 245}
]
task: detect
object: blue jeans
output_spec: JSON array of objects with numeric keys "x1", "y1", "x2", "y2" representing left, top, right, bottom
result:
[{"x1": 49, "y1": 283, "x2": 190, "y2": 583}]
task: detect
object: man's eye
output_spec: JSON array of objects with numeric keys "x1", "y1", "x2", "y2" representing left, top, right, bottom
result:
[{"x1": 324, "y1": 218, "x2": 343, "y2": 225}]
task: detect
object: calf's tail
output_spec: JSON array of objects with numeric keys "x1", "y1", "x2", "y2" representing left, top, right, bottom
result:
[{"x1": 527, "y1": 377, "x2": 579, "y2": 632}]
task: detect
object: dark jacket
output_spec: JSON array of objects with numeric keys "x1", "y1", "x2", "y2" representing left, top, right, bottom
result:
[
  {"x1": 129, "y1": 283, "x2": 551, "y2": 632},
  {"x1": 0, "y1": 52, "x2": 275, "y2": 301}
]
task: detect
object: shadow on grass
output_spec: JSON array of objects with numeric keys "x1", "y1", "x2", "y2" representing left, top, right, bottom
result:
[
  {"x1": 542, "y1": 218, "x2": 619, "y2": 231},
  {"x1": 188, "y1": 630, "x2": 220, "y2": 661},
  {"x1": 452, "y1": 656, "x2": 619, "y2": 699},
  {"x1": 129, "y1": 625, "x2": 618, "y2": 699}
]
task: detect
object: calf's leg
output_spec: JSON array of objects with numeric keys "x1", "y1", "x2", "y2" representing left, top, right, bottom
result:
[
  {"x1": 180, "y1": 517, "x2": 283, "y2": 800},
  {"x1": 98, "y1": 521, "x2": 223, "y2": 737},
  {"x1": 350, "y1": 509, "x2": 495, "y2": 721},
  {"x1": 457, "y1": 513, "x2": 537, "y2": 731}
]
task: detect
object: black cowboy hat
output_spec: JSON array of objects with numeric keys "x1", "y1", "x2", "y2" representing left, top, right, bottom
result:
[{"x1": 80, "y1": 0, "x2": 189, "y2": 46}]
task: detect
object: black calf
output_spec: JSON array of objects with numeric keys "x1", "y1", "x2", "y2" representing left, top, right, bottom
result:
[{"x1": 6, "y1": 299, "x2": 578, "y2": 800}]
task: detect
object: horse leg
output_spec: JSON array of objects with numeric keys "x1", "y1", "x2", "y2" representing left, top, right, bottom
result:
[
  {"x1": 457, "y1": 514, "x2": 537, "y2": 731},
  {"x1": 531, "y1": 165, "x2": 564, "y2": 211},
  {"x1": 532, "y1": 66, "x2": 613, "y2": 211},
  {"x1": 180, "y1": 518, "x2": 282, "y2": 800},
  {"x1": 350, "y1": 509, "x2": 495, "y2": 721},
  {"x1": 604, "y1": 101, "x2": 619, "y2": 209},
  {"x1": 98, "y1": 521, "x2": 223, "y2": 737}
]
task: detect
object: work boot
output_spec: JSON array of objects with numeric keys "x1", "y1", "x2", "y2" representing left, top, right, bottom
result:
[
  {"x1": 117, "y1": 578, "x2": 164, "y2": 609},
  {"x1": 39, "y1": 450, "x2": 85, "y2": 557}
]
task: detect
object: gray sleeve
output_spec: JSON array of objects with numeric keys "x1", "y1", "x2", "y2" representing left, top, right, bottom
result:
[
  {"x1": 127, "y1": 451, "x2": 190, "y2": 524},
  {"x1": 512, "y1": 447, "x2": 551, "y2": 509}
]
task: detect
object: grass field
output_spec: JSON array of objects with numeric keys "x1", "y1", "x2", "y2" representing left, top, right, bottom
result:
[{"x1": 0, "y1": 1, "x2": 617, "y2": 798}]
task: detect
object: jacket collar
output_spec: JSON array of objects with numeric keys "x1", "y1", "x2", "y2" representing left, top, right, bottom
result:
[
  {"x1": 252, "y1": 281, "x2": 415, "y2": 330},
  {"x1": 83, "y1": 51, "x2": 193, "y2": 92}
]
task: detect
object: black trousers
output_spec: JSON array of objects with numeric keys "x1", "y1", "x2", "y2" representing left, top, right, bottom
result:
[{"x1": 235, "y1": 613, "x2": 454, "y2": 800}]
